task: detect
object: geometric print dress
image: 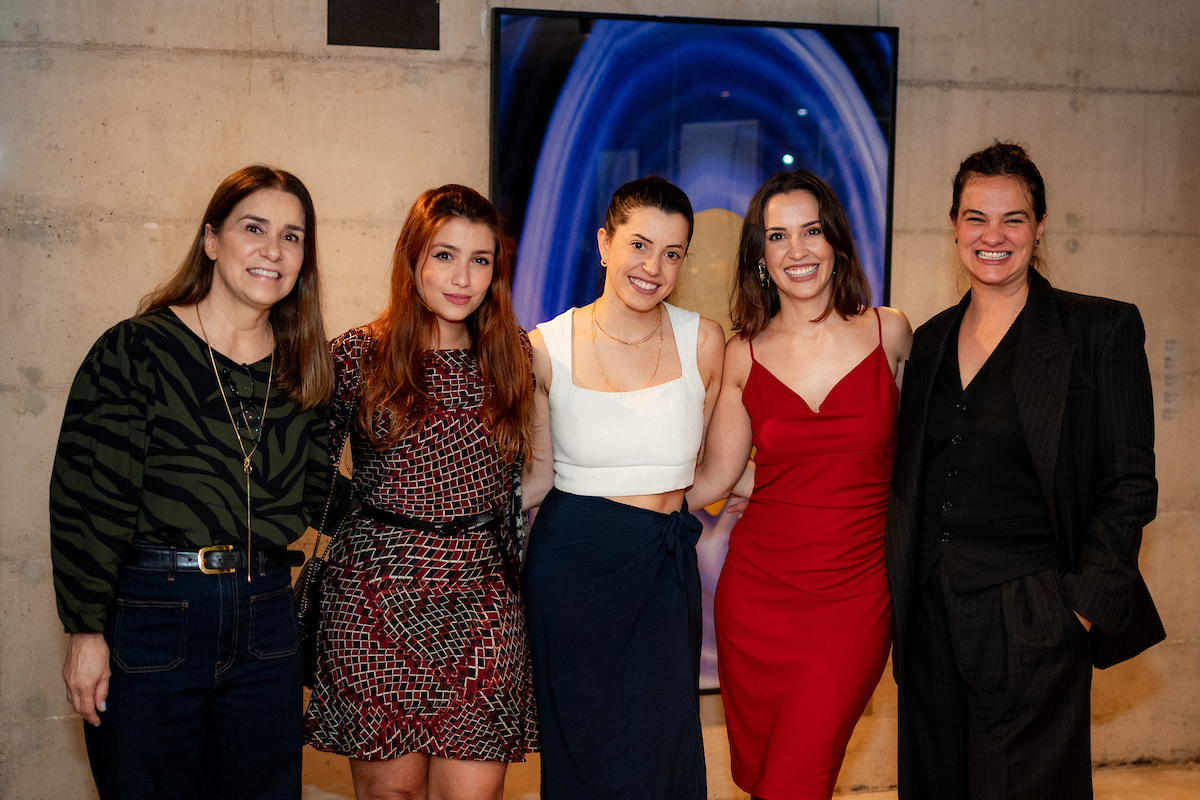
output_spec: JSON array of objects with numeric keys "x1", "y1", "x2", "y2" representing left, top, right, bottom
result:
[{"x1": 304, "y1": 327, "x2": 538, "y2": 762}]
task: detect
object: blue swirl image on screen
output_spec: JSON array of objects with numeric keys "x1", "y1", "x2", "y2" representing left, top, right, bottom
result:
[{"x1": 501, "y1": 17, "x2": 892, "y2": 327}]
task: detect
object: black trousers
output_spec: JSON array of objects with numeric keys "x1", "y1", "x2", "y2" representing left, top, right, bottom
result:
[{"x1": 899, "y1": 562, "x2": 1093, "y2": 800}]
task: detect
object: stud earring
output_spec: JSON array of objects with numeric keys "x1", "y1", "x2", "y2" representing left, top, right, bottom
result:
[
  {"x1": 954, "y1": 238, "x2": 958, "y2": 244},
  {"x1": 600, "y1": 257, "x2": 607, "y2": 268},
  {"x1": 1035, "y1": 239, "x2": 1040, "y2": 245}
]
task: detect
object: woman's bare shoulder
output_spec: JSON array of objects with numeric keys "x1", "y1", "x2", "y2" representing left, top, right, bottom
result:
[
  {"x1": 527, "y1": 327, "x2": 553, "y2": 391},
  {"x1": 876, "y1": 305, "x2": 914, "y2": 365},
  {"x1": 697, "y1": 316, "x2": 726, "y2": 351},
  {"x1": 721, "y1": 333, "x2": 754, "y2": 388}
]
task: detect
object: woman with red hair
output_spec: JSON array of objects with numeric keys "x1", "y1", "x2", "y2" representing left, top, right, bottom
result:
[{"x1": 304, "y1": 185, "x2": 537, "y2": 800}]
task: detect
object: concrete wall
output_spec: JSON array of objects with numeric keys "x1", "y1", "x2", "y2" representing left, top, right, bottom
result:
[{"x1": 1, "y1": 0, "x2": 1196, "y2": 797}]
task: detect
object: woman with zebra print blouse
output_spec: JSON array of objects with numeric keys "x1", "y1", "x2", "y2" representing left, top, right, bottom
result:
[{"x1": 50, "y1": 165, "x2": 333, "y2": 799}]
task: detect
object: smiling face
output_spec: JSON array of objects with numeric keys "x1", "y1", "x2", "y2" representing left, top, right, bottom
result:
[
  {"x1": 598, "y1": 206, "x2": 690, "y2": 312},
  {"x1": 203, "y1": 188, "x2": 306, "y2": 313},
  {"x1": 952, "y1": 174, "x2": 1047, "y2": 293},
  {"x1": 414, "y1": 216, "x2": 497, "y2": 346},
  {"x1": 762, "y1": 190, "x2": 836, "y2": 306}
]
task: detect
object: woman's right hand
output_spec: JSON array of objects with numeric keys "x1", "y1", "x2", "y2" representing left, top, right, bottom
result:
[
  {"x1": 719, "y1": 459, "x2": 757, "y2": 517},
  {"x1": 723, "y1": 495, "x2": 750, "y2": 517},
  {"x1": 63, "y1": 632, "x2": 110, "y2": 726}
]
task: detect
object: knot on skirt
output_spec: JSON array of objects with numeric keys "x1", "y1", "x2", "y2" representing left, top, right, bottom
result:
[{"x1": 662, "y1": 510, "x2": 703, "y2": 554}]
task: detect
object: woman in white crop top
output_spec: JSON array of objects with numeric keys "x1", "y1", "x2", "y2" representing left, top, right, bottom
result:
[{"x1": 522, "y1": 177, "x2": 723, "y2": 799}]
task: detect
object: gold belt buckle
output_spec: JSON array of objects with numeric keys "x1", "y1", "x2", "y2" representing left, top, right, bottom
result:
[{"x1": 198, "y1": 544, "x2": 236, "y2": 575}]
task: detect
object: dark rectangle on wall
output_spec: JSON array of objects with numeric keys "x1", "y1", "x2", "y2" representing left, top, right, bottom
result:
[{"x1": 328, "y1": 0, "x2": 439, "y2": 51}]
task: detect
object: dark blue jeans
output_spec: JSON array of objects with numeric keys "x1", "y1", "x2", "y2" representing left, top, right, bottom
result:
[{"x1": 84, "y1": 558, "x2": 303, "y2": 800}]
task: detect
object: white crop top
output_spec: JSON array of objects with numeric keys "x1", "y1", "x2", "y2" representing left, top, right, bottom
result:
[{"x1": 537, "y1": 303, "x2": 706, "y2": 497}]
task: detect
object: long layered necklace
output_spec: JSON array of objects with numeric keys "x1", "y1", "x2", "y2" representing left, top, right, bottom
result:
[
  {"x1": 590, "y1": 303, "x2": 663, "y2": 391},
  {"x1": 198, "y1": 308, "x2": 273, "y2": 582}
]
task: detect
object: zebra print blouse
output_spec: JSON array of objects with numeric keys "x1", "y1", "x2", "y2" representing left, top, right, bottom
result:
[{"x1": 50, "y1": 308, "x2": 329, "y2": 633}]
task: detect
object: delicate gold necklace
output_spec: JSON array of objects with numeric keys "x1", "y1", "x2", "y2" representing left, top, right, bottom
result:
[
  {"x1": 591, "y1": 304, "x2": 663, "y2": 391},
  {"x1": 197, "y1": 308, "x2": 273, "y2": 582},
  {"x1": 591, "y1": 303, "x2": 661, "y2": 345}
]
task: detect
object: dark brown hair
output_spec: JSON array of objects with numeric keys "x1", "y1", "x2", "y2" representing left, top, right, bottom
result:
[
  {"x1": 603, "y1": 176, "x2": 695, "y2": 244},
  {"x1": 950, "y1": 141, "x2": 1047, "y2": 222},
  {"x1": 357, "y1": 185, "x2": 533, "y2": 462},
  {"x1": 140, "y1": 165, "x2": 333, "y2": 409},
  {"x1": 950, "y1": 141, "x2": 1047, "y2": 272},
  {"x1": 730, "y1": 170, "x2": 871, "y2": 337}
]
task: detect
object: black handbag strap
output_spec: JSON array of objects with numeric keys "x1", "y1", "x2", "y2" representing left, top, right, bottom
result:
[{"x1": 310, "y1": 444, "x2": 351, "y2": 562}]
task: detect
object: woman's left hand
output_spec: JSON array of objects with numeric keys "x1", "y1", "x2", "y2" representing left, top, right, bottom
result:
[{"x1": 63, "y1": 632, "x2": 110, "y2": 726}]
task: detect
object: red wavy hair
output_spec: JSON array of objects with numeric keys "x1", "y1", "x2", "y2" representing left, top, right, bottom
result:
[{"x1": 357, "y1": 185, "x2": 533, "y2": 462}]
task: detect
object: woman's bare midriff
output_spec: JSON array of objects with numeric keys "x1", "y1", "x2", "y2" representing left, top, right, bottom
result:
[{"x1": 603, "y1": 488, "x2": 686, "y2": 514}]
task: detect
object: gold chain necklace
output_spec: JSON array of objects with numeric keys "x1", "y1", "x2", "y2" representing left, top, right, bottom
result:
[
  {"x1": 197, "y1": 308, "x2": 273, "y2": 582},
  {"x1": 591, "y1": 304, "x2": 663, "y2": 391},
  {"x1": 591, "y1": 303, "x2": 661, "y2": 345}
]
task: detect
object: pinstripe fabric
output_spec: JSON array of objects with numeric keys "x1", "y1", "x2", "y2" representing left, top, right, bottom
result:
[
  {"x1": 50, "y1": 308, "x2": 329, "y2": 634},
  {"x1": 904, "y1": 564, "x2": 1093, "y2": 799},
  {"x1": 887, "y1": 269, "x2": 1164, "y2": 797}
]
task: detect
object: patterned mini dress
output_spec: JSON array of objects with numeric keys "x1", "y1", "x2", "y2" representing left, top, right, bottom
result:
[{"x1": 304, "y1": 327, "x2": 538, "y2": 762}]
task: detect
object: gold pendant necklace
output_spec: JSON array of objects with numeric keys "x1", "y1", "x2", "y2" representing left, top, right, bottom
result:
[
  {"x1": 197, "y1": 308, "x2": 273, "y2": 582},
  {"x1": 591, "y1": 303, "x2": 663, "y2": 391}
]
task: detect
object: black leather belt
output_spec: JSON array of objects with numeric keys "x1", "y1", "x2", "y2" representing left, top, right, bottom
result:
[
  {"x1": 360, "y1": 505, "x2": 503, "y2": 536},
  {"x1": 359, "y1": 505, "x2": 517, "y2": 588},
  {"x1": 128, "y1": 544, "x2": 304, "y2": 575}
]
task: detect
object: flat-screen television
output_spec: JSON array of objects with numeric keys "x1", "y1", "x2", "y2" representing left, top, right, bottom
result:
[
  {"x1": 491, "y1": 8, "x2": 899, "y2": 689},
  {"x1": 491, "y1": 8, "x2": 899, "y2": 331}
]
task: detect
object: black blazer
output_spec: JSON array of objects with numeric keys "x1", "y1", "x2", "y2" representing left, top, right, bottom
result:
[{"x1": 887, "y1": 269, "x2": 1164, "y2": 680}]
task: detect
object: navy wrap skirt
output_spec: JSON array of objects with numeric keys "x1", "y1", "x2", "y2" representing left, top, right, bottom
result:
[{"x1": 524, "y1": 488, "x2": 706, "y2": 799}]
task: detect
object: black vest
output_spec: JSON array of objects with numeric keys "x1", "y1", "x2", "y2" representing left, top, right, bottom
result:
[{"x1": 919, "y1": 312, "x2": 1062, "y2": 592}]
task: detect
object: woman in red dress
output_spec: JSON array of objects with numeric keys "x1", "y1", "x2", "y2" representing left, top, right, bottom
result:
[
  {"x1": 304, "y1": 185, "x2": 537, "y2": 800},
  {"x1": 689, "y1": 170, "x2": 911, "y2": 799}
]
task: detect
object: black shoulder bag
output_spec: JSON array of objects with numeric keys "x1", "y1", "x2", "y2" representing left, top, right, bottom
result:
[{"x1": 294, "y1": 459, "x2": 359, "y2": 688}]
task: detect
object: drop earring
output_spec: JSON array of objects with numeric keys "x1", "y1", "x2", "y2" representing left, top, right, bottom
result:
[{"x1": 757, "y1": 262, "x2": 771, "y2": 287}]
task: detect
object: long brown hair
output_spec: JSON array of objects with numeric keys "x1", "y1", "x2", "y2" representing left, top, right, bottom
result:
[
  {"x1": 357, "y1": 185, "x2": 533, "y2": 462},
  {"x1": 730, "y1": 170, "x2": 871, "y2": 338},
  {"x1": 139, "y1": 165, "x2": 333, "y2": 409}
]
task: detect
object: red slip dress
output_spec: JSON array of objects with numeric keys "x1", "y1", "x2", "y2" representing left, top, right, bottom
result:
[{"x1": 714, "y1": 309, "x2": 897, "y2": 799}]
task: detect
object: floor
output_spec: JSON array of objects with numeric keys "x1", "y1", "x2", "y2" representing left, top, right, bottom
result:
[
  {"x1": 302, "y1": 747, "x2": 1200, "y2": 800},
  {"x1": 837, "y1": 763, "x2": 1200, "y2": 800},
  {"x1": 301, "y1": 680, "x2": 1200, "y2": 800}
]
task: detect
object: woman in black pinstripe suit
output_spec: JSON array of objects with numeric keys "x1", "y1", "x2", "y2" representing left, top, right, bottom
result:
[{"x1": 885, "y1": 142, "x2": 1165, "y2": 799}]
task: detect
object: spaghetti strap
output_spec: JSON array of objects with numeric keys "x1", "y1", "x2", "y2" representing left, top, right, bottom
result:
[
  {"x1": 874, "y1": 307, "x2": 882, "y2": 345},
  {"x1": 748, "y1": 338, "x2": 756, "y2": 362}
]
